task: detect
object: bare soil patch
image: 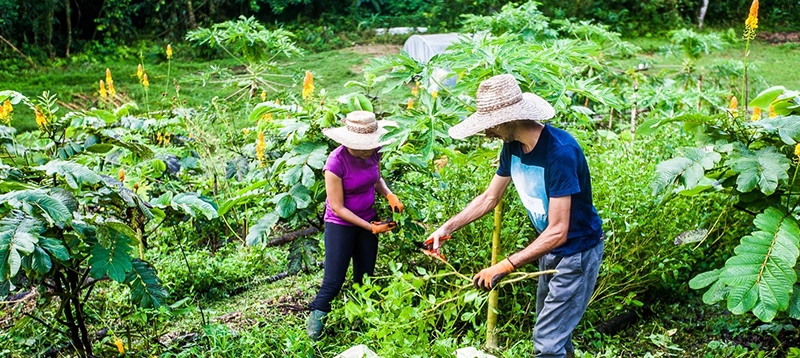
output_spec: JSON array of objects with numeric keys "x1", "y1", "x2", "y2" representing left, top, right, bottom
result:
[{"x1": 758, "y1": 32, "x2": 800, "y2": 43}]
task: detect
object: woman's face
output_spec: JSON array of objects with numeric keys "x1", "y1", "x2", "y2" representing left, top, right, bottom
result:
[{"x1": 347, "y1": 148, "x2": 374, "y2": 159}]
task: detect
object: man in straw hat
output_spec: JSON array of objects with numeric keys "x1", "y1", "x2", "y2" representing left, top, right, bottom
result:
[
  {"x1": 424, "y1": 74, "x2": 605, "y2": 357},
  {"x1": 306, "y1": 111, "x2": 404, "y2": 340}
]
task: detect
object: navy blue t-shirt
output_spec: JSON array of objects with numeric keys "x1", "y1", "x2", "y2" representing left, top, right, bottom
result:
[{"x1": 496, "y1": 124, "x2": 603, "y2": 256}]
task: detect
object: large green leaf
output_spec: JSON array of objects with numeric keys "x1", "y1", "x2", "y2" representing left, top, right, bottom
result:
[
  {"x1": 88, "y1": 232, "x2": 133, "y2": 283},
  {"x1": 290, "y1": 184, "x2": 312, "y2": 209},
  {"x1": 751, "y1": 116, "x2": 800, "y2": 145},
  {"x1": 34, "y1": 160, "x2": 102, "y2": 189},
  {"x1": 749, "y1": 86, "x2": 786, "y2": 109},
  {"x1": 0, "y1": 190, "x2": 71, "y2": 227},
  {"x1": 718, "y1": 207, "x2": 800, "y2": 322},
  {"x1": 272, "y1": 193, "x2": 296, "y2": 218},
  {"x1": 650, "y1": 147, "x2": 720, "y2": 195},
  {"x1": 171, "y1": 193, "x2": 219, "y2": 220},
  {"x1": 730, "y1": 147, "x2": 791, "y2": 195},
  {"x1": 246, "y1": 212, "x2": 280, "y2": 246},
  {"x1": 125, "y1": 259, "x2": 168, "y2": 309},
  {"x1": 0, "y1": 212, "x2": 42, "y2": 279}
]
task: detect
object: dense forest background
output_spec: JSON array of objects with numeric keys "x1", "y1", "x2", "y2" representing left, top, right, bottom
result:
[{"x1": 2, "y1": 0, "x2": 799, "y2": 61}]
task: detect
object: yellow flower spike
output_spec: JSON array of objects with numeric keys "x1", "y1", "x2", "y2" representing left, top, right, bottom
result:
[
  {"x1": 266, "y1": 113, "x2": 273, "y2": 121},
  {"x1": 750, "y1": 107, "x2": 762, "y2": 121},
  {"x1": 729, "y1": 96, "x2": 739, "y2": 118},
  {"x1": 411, "y1": 84, "x2": 418, "y2": 96},
  {"x1": 114, "y1": 337, "x2": 124, "y2": 353},
  {"x1": 118, "y1": 168, "x2": 126, "y2": 182},
  {"x1": 769, "y1": 104, "x2": 777, "y2": 118},
  {"x1": 431, "y1": 91, "x2": 438, "y2": 99},
  {"x1": 745, "y1": 0, "x2": 759, "y2": 30},
  {"x1": 0, "y1": 99, "x2": 12, "y2": 124},
  {"x1": 261, "y1": 91, "x2": 267, "y2": 101},
  {"x1": 137, "y1": 64, "x2": 144, "y2": 81},
  {"x1": 3, "y1": 99, "x2": 12, "y2": 115},
  {"x1": 99, "y1": 80, "x2": 107, "y2": 99},
  {"x1": 166, "y1": 44, "x2": 173, "y2": 60},
  {"x1": 795, "y1": 144, "x2": 800, "y2": 158},
  {"x1": 407, "y1": 98, "x2": 413, "y2": 109},
  {"x1": 302, "y1": 71, "x2": 314, "y2": 100},
  {"x1": 276, "y1": 99, "x2": 281, "y2": 105},
  {"x1": 108, "y1": 81, "x2": 116, "y2": 97},
  {"x1": 256, "y1": 131, "x2": 266, "y2": 164},
  {"x1": 106, "y1": 68, "x2": 113, "y2": 86},
  {"x1": 142, "y1": 73, "x2": 150, "y2": 88}
]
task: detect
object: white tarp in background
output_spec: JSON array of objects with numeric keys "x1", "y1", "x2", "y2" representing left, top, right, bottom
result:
[{"x1": 401, "y1": 33, "x2": 461, "y2": 64}]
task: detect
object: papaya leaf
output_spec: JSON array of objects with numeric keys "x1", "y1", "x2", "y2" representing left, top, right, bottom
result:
[
  {"x1": 125, "y1": 259, "x2": 168, "y2": 309},
  {"x1": 34, "y1": 160, "x2": 102, "y2": 189},
  {"x1": 0, "y1": 190, "x2": 72, "y2": 227},
  {"x1": 88, "y1": 233, "x2": 133, "y2": 283},
  {"x1": 0, "y1": 211, "x2": 42, "y2": 279},
  {"x1": 730, "y1": 147, "x2": 790, "y2": 195},
  {"x1": 246, "y1": 212, "x2": 280, "y2": 246},
  {"x1": 719, "y1": 207, "x2": 800, "y2": 322}
]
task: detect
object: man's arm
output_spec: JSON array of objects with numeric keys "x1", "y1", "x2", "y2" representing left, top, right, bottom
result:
[
  {"x1": 508, "y1": 195, "x2": 571, "y2": 267},
  {"x1": 430, "y1": 174, "x2": 511, "y2": 250}
]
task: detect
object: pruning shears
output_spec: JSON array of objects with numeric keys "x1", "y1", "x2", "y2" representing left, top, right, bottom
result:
[{"x1": 414, "y1": 235, "x2": 451, "y2": 262}]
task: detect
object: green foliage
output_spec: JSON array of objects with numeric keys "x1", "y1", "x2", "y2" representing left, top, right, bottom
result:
[{"x1": 653, "y1": 85, "x2": 800, "y2": 322}]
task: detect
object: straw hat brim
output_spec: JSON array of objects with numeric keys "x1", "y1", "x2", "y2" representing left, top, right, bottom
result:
[
  {"x1": 322, "y1": 120, "x2": 398, "y2": 150},
  {"x1": 449, "y1": 92, "x2": 555, "y2": 140}
]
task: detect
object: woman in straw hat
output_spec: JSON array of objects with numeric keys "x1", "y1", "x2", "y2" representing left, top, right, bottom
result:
[
  {"x1": 306, "y1": 110, "x2": 404, "y2": 340},
  {"x1": 423, "y1": 74, "x2": 605, "y2": 358}
]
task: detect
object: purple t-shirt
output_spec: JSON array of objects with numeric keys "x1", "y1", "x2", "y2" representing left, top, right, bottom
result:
[{"x1": 323, "y1": 145, "x2": 381, "y2": 225}]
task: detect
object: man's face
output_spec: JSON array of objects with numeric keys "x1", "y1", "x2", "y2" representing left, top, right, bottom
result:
[{"x1": 484, "y1": 123, "x2": 513, "y2": 143}]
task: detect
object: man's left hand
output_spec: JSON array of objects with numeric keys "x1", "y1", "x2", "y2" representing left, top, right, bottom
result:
[{"x1": 473, "y1": 258, "x2": 515, "y2": 290}]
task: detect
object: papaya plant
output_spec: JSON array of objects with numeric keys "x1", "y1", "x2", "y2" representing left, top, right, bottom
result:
[{"x1": 650, "y1": 86, "x2": 800, "y2": 322}]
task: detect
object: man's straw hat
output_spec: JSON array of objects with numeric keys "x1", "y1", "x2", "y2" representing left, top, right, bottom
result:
[
  {"x1": 322, "y1": 111, "x2": 396, "y2": 150},
  {"x1": 449, "y1": 74, "x2": 555, "y2": 140}
]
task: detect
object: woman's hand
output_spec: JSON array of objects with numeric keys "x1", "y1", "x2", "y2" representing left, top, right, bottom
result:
[{"x1": 371, "y1": 220, "x2": 397, "y2": 234}]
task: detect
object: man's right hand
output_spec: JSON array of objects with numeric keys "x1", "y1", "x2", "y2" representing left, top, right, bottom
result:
[{"x1": 424, "y1": 228, "x2": 451, "y2": 252}]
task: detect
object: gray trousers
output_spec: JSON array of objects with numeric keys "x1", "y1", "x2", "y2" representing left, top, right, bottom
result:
[{"x1": 534, "y1": 240, "x2": 604, "y2": 358}]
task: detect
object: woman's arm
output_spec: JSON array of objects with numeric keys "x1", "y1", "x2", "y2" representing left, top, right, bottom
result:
[
  {"x1": 374, "y1": 176, "x2": 392, "y2": 197},
  {"x1": 325, "y1": 170, "x2": 373, "y2": 231}
]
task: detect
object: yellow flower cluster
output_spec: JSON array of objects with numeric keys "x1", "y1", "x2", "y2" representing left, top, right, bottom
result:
[
  {"x1": 729, "y1": 96, "x2": 739, "y2": 118},
  {"x1": 256, "y1": 131, "x2": 266, "y2": 165},
  {"x1": 99, "y1": 80, "x2": 107, "y2": 99},
  {"x1": 143, "y1": 73, "x2": 150, "y2": 88},
  {"x1": 407, "y1": 98, "x2": 413, "y2": 109},
  {"x1": 795, "y1": 144, "x2": 800, "y2": 158},
  {"x1": 744, "y1": 0, "x2": 759, "y2": 40},
  {"x1": 261, "y1": 91, "x2": 267, "y2": 101},
  {"x1": 156, "y1": 132, "x2": 171, "y2": 146},
  {"x1": 411, "y1": 84, "x2": 419, "y2": 96},
  {"x1": 302, "y1": 71, "x2": 314, "y2": 99},
  {"x1": 0, "y1": 99, "x2": 13, "y2": 124},
  {"x1": 166, "y1": 44, "x2": 173, "y2": 60},
  {"x1": 106, "y1": 68, "x2": 116, "y2": 97},
  {"x1": 34, "y1": 106, "x2": 48, "y2": 128},
  {"x1": 769, "y1": 105, "x2": 777, "y2": 118},
  {"x1": 750, "y1": 107, "x2": 761, "y2": 121},
  {"x1": 137, "y1": 64, "x2": 144, "y2": 82},
  {"x1": 118, "y1": 168, "x2": 126, "y2": 182},
  {"x1": 114, "y1": 337, "x2": 124, "y2": 353}
]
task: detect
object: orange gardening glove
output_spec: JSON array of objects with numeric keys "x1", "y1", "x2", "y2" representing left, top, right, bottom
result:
[
  {"x1": 386, "y1": 193, "x2": 404, "y2": 213},
  {"x1": 371, "y1": 220, "x2": 397, "y2": 234},
  {"x1": 473, "y1": 258, "x2": 516, "y2": 291}
]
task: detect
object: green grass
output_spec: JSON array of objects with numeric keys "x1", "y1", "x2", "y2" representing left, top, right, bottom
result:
[{"x1": 623, "y1": 37, "x2": 800, "y2": 90}]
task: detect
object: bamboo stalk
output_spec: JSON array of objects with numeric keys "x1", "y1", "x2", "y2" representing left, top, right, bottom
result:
[{"x1": 486, "y1": 199, "x2": 504, "y2": 349}]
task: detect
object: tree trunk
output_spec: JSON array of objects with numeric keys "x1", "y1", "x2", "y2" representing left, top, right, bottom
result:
[
  {"x1": 698, "y1": 0, "x2": 709, "y2": 29},
  {"x1": 186, "y1": 0, "x2": 198, "y2": 29},
  {"x1": 46, "y1": 0, "x2": 55, "y2": 59},
  {"x1": 65, "y1": 0, "x2": 72, "y2": 57}
]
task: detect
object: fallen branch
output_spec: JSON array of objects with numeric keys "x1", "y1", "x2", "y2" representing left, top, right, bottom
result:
[
  {"x1": 266, "y1": 227, "x2": 320, "y2": 247},
  {"x1": 0, "y1": 34, "x2": 37, "y2": 68}
]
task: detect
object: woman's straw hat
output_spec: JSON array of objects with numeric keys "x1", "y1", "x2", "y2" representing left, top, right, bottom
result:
[
  {"x1": 322, "y1": 111, "x2": 397, "y2": 150},
  {"x1": 449, "y1": 74, "x2": 555, "y2": 140}
]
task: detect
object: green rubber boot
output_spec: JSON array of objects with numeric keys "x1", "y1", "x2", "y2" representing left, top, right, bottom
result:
[{"x1": 306, "y1": 309, "x2": 327, "y2": 341}]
